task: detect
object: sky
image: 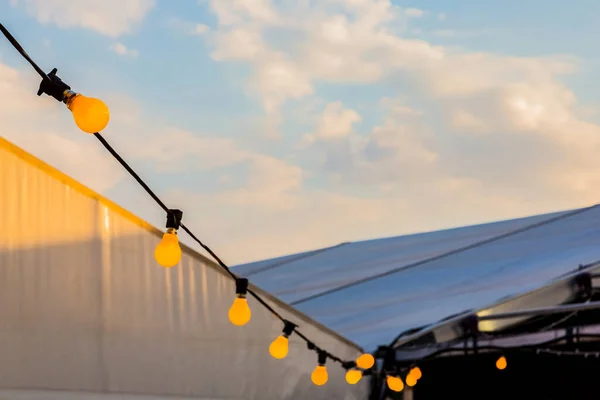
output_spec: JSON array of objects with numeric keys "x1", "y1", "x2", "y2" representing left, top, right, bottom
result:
[{"x1": 2, "y1": 0, "x2": 600, "y2": 265}]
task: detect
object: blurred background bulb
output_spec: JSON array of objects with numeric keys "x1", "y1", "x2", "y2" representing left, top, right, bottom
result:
[
  {"x1": 387, "y1": 376, "x2": 404, "y2": 392},
  {"x1": 410, "y1": 366, "x2": 422, "y2": 380},
  {"x1": 406, "y1": 373, "x2": 417, "y2": 387},
  {"x1": 356, "y1": 353, "x2": 375, "y2": 369},
  {"x1": 67, "y1": 94, "x2": 110, "y2": 133},
  {"x1": 345, "y1": 369, "x2": 362, "y2": 385},
  {"x1": 269, "y1": 335, "x2": 289, "y2": 359},
  {"x1": 228, "y1": 296, "x2": 251, "y2": 326},
  {"x1": 311, "y1": 365, "x2": 328, "y2": 386},
  {"x1": 154, "y1": 229, "x2": 182, "y2": 268},
  {"x1": 496, "y1": 356, "x2": 507, "y2": 370}
]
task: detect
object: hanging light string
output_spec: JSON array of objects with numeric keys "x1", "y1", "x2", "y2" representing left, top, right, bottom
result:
[
  {"x1": 98, "y1": 103, "x2": 355, "y2": 362},
  {"x1": 0, "y1": 22, "x2": 375, "y2": 386}
]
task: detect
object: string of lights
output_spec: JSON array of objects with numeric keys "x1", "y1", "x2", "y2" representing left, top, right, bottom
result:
[{"x1": 0, "y1": 22, "x2": 376, "y2": 387}]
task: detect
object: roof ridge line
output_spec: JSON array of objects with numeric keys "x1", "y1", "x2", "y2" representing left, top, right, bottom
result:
[
  {"x1": 290, "y1": 204, "x2": 599, "y2": 306},
  {"x1": 243, "y1": 242, "x2": 352, "y2": 278}
]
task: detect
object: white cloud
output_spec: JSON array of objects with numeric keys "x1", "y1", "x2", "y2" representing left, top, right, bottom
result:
[
  {"x1": 200, "y1": 0, "x2": 576, "y2": 136},
  {"x1": 433, "y1": 29, "x2": 458, "y2": 37},
  {"x1": 437, "y1": 12, "x2": 446, "y2": 21},
  {"x1": 194, "y1": 24, "x2": 210, "y2": 35},
  {"x1": 416, "y1": 53, "x2": 577, "y2": 98},
  {"x1": 9, "y1": 0, "x2": 155, "y2": 37},
  {"x1": 165, "y1": 18, "x2": 211, "y2": 36},
  {"x1": 404, "y1": 8, "x2": 425, "y2": 17},
  {"x1": 109, "y1": 42, "x2": 139, "y2": 57},
  {"x1": 432, "y1": 28, "x2": 493, "y2": 39},
  {"x1": 209, "y1": 0, "x2": 281, "y2": 26},
  {"x1": 199, "y1": 0, "x2": 600, "y2": 222},
  {"x1": 203, "y1": 0, "x2": 444, "y2": 118},
  {"x1": 253, "y1": 57, "x2": 314, "y2": 115},
  {"x1": 309, "y1": 114, "x2": 439, "y2": 187},
  {"x1": 305, "y1": 102, "x2": 362, "y2": 142},
  {"x1": 380, "y1": 97, "x2": 423, "y2": 117},
  {"x1": 300, "y1": 83, "x2": 600, "y2": 229},
  {"x1": 122, "y1": 128, "x2": 252, "y2": 173},
  {"x1": 210, "y1": 26, "x2": 266, "y2": 61}
]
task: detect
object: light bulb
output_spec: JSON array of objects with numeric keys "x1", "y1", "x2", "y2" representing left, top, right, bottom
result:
[
  {"x1": 410, "y1": 366, "x2": 422, "y2": 380},
  {"x1": 406, "y1": 372, "x2": 417, "y2": 387},
  {"x1": 345, "y1": 369, "x2": 362, "y2": 385},
  {"x1": 496, "y1": 356, "x2": 507, "y2": 370},
  {"x1": 269, "y1": 335, "x2": 289, "y2": 359},
  {"x1": 67, "y1": 94, "x2": 110, "y2": 133},
  {"x1": 228, "y1": 296, "x2": 251, "y2": 326},
  {"x1": 154, "y1": 230, "x2": 182, "y2": 268},
  {"x1": 356, "y1": 353, "x2": 375, "y2": 369},
  {"x1": 311, "y1": 365, "x2": 328, "y2": 386},
  {"x1": 387, "y1": 376, "x2": 404, "y2": 392}
]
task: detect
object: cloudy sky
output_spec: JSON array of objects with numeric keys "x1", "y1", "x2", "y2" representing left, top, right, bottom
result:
[{"x1": 2, "y1": 0, "x2": 600, "y2": 265}]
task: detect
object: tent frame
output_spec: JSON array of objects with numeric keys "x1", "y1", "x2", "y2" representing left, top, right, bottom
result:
[{"x1": 370, "y1": 261, "x2": 600, "y2": 399}]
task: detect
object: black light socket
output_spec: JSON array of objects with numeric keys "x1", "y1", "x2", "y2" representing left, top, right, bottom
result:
[
  {"x1": 166, "y1": 209, "x2": 183, "y2": 229},
  {"x1": 235, "y1": 278, "x2": 249, "y2": 295},
  {"x1": 317, "y1": 350, "x2": 327, "y2": 365},
  {"x1": 37, "y1": 68, "x2": 71, "y2": 102},
  {"x1": 282, "y1": 320, "x2": 297, "y2": 337}
]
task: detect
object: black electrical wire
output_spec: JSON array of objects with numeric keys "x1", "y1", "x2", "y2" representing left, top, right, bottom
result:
[
  {"x1": 93, "y1": 134, "x2": 347, "y2": 363},
  {"x1": 0, "y1": 23, "x2": 48, "y2": 80},
  {"x1": 93, "y1": 135, "x2": 290, "y2": 321},
  {"x1": 0, "y1": 22, "x2": 353, "y2": 368}
]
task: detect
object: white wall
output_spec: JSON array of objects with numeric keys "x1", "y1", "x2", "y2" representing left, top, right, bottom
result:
[
  {"x1": 0, "y1": 390, "x2": 218, "y2": 400},
  {"x1": 0, "y1": 138, "x2": 368, "y2": 400}
]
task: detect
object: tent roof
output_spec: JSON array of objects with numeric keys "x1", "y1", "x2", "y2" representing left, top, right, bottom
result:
[{"x1": 235, "y1": 205, "x2": 600, "y2": 352}]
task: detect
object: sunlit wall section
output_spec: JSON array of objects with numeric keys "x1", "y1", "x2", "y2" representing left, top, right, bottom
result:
[{"x1": 0, "y1": 138, "x2": 366, "y2": 400}]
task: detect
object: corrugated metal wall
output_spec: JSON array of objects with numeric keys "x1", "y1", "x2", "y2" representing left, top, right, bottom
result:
[{"x1": 0, "y1": 137, "x2": 367, "y2": 400}]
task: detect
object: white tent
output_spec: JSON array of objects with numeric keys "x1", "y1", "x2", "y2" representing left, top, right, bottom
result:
[{"x1": 0, "y1": 137, "x2": 367, "y2": 400}]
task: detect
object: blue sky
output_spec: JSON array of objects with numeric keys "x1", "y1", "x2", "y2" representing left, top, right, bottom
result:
[{"x1": 2, "y1": 0, "x2": 600, "y2": 264}]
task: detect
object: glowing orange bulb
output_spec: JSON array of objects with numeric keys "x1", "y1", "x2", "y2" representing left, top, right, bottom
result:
[
  {"x1": 154, "y1": 230, "x2": 182, "y2": 268},
  {"x1": 496, "y1": 356, "x2": 507, "y2": 370},
  {"x1": 67, "y1": 94, "x2": 110, "y2": 133},
  {"x1": 228, "y1": 296, "x2": 251, "y2": 326},
  {"x1": 410, "y1": 366, "x2": 422, "y2": 380},
  {"x1": 356, "y1": 353, "x2": 375, "y2": 369},
  {"x1": 269, "y1": 335, "x2": 289, "y2": 359},
  {"x1": 386, "y1": 376, "x2": 404, "y2": 392},
  {"x1": 311, "y1": 365, "x2": 328, "y2": 386},
  {"x1": 345, "y1": 369, "x2": 362, "y2": 385},
  {"x1": 406, "y1": 373, "x2": 417, "y2": 387}
]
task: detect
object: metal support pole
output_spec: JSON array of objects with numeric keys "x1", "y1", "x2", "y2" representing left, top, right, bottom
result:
[{"x1": 478, "y1": 300, "x2": 600, "y2": 321}]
